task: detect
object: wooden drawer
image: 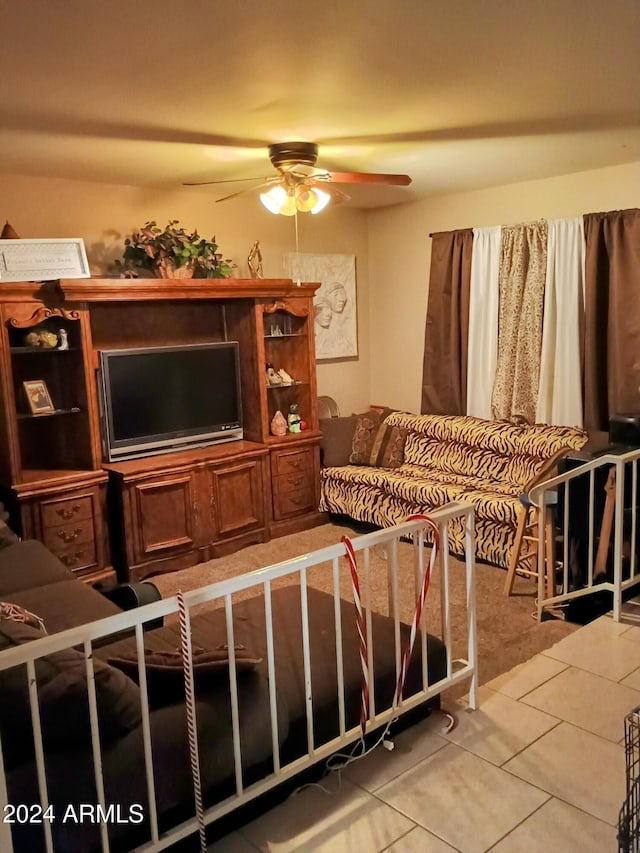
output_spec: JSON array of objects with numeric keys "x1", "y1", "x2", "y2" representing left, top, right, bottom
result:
[
  {"x1": 272, "y1": 469, "x2": 308, "y2": 494},
  {"x1": 42, "y1": 517, "x2": 96, "y2": 552},
  {"x1": 41, "y1": 495, "x2": 94, "y2": 528},
  {"x1": 50, "y1": 539, "x2": 97, "y2": 572},
  {"x1": 271, "y1": 447, "x2": 313, "y2": 478},
  {"x1": 273, "y1": 485, "x2": 316, "y2": 519}
]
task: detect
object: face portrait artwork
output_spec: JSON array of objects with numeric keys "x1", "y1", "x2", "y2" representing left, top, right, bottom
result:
[
  {"x1": 289, "y1": 253, "x2": 357, "y2": 359},
  {"x1": 327, "y1": 282, "x2": 347, "y2": 313},
  {"x1": 314, "y1": 297, "x2": 333, "y2": 329}
]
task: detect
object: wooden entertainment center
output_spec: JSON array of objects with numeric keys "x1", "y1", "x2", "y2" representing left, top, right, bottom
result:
[{"x1": 0, "y1": 278, "x2": 324, "y2": 584}]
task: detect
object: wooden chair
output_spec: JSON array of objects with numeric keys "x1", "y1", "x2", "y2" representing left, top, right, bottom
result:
[
  {"x1": 504, "y1": 448, "x2": 569, "y2": 599},
  {"x1": 503, "y1": 492, "x2": 557, "y2": 598}
]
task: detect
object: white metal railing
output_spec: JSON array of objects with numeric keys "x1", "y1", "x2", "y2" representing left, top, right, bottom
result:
[
  {"x1": 0, "y1": 503, "x2": 477, "y2": 853},
  {"x1": 529, "y1": 448, "x2": 640, "y2": 621}
]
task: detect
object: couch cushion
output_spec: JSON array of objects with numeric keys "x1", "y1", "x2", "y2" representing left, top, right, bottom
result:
[
  {"x1": 0, "y1": 620, "x2": 142, "y2": 771},
  {"x1": 387, "y1": 412, "x2": 587, "y2": 490},
  {"x1": 0, "y1": 540, "x2": 74, "y2": 597},
  {"x1": 7, "y1": 578, "x2": 122, "y2": 633}
]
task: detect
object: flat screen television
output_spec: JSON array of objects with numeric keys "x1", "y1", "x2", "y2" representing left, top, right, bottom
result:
[{"x1": 98, "y1": 342, "x2": 243, "y2": 461}]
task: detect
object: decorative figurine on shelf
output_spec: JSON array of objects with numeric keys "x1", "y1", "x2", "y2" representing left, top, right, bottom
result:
[
  {"x1": 57, "y1": 329, "x2": 69, "y2": 351},
  {"x1": 266, "y1": 363, "x2": 282, "y2": 386},
  {"x1": 270, "y1": 410, "x2": 287, "y2": 436},
  {"x1": 248, "y1": 240, "x2": 264, "y2": 279},
  {"x1": 287, "y1": 403, "x2": 302, "y2": 433},
  {"x1": 278, "y1": 367, "x2": 294, "y2": 385},
  {"x1": 23, "y1": 329, "x2": 58, "y2": 348}
]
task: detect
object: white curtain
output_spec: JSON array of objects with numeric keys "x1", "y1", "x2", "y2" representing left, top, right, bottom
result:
[
  {"x1": 466, "y1": 226, "x2": 501, "y2": 419},
  {"x1": 536, "y1": 217, "x2": 585, "y2": 426}
]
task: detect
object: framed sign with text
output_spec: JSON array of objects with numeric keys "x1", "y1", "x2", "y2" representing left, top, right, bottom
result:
[{"x1": 0, "y1": 238, "x2": 90, "y2": 282}]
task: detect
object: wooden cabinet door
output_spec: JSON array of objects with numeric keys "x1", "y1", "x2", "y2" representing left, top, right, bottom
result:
[
  {"x1": 126, "y1": 470, "x2": 198, "y2": 564},
  {"x1": 204, "y1": 458, "x2": 264, "y2": 540}
]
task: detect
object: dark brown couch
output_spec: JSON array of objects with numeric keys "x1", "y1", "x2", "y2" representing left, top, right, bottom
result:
[{"x1": 0, "y1": 538, "x2": 448, "y2": 852}]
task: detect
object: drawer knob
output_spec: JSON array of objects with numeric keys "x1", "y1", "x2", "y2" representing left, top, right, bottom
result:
[
  {"x1": 57, "y1": 527, "x2": 81, "y2": 543},
  {"x1": 288, "y1": 475, "x2": 303, "y2": 487},
  {"x1": 57, "y1": 504, "x2": 80, "y2": 520},
  {"x1": 61, "y1": 550, "x2": 85, "y2": 568},
  {"x1": 289, "y1": 459, "x2": 301, "y2": 469}
]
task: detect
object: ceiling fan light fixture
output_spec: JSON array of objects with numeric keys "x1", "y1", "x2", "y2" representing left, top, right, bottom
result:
[
  {"x1": 308, "y1": 186, "x2": 331, "y2": 215},
  {"x1": 260, "y1": 180, "x2": 331, "y2": 216},
  {"x1": 260, "y1": 184, "x2": 290, "y2": 215}
]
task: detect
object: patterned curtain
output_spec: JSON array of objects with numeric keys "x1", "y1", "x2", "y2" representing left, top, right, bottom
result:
[
  {"x1": 421, "y1": 229, "x2": 473, "y2": 414},
  {"x1": 583, "y1": 208, "x2": 640, "y2": 430},
  {"x1": 491, "y1": 221, "x2": 548, "y2": 423}
]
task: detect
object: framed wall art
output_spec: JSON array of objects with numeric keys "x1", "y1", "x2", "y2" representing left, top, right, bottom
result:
[{"x1": 287, "y1": 253, "x2": 358, "y2": 360}]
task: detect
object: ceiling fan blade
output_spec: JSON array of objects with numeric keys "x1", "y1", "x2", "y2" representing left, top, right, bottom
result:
[
  {"x1": 326, "y1": 171, "x2": 412, "y2": 186},
  {"x1": 214, "y1": 180, "x2": 276, "y2": 203},
  {"x1": 307, "y1": 179, "x2": 350, "y2": 204},
  {"x1": 183, "y1": 175, "x2": 269, "y2": 187}
]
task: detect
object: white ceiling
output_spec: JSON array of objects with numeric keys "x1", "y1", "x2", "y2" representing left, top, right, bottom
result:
[{"x1": 1, "y1": 0, "x2": 638, "y2": 209}]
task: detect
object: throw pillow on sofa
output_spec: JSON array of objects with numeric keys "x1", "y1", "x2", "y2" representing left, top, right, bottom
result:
[
  {"x1": 349, "y1": 410, "x2": 387, "y2": 464},
  {"x1": 0, "y1": 620, "x2": 142, "y2": 771},
  {"x1": 368, "y1": 422, "x2": 408, "y2": 468},
  {"x1": 319, "y1": 415, "x2": 359, "y2": 466},
  {"x1": 349, "y1": 409, "x2": 407, "y2": 468}
]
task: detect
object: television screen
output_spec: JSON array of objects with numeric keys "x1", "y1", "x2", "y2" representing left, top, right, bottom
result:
[{"x1": 99, "y1": 342, "x2": 243, "y2": 461}]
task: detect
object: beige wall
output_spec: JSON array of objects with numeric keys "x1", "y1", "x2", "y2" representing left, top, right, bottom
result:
[
  {"x1": 367, "y1": 160, "x2": 640, "y2": 414},
  {"x1": 2, "y1": 162, "x2": 639, "y2": 420},
  {"x1": 0, "y1": 174, "x2": 372, "y2": 415}
]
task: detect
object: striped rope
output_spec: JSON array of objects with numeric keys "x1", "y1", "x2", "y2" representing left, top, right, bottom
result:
[
  {"x1": 341, "y1": 535, "x2": 370, "y2": 738},
  {"x1": 177, "y1": 590, "x2": 207, "y2": 853},
  {"x1": 342, "y1": 514, "x2": 440, "y2": 738}
]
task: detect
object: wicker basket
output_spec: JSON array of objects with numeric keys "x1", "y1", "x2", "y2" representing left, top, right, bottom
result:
[{"x1": 154, "y1": 258, "x2": 195, "y2": 279}]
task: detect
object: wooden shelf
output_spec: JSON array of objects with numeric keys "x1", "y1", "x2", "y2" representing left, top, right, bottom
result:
[
  {"x1": 10, "y1": 346, "x2": 77, "y2": 354},
  {"x1": 17, "y1": 408, "x2": 82, "y2": 420},
  {"x1": 266, "y1": 381, "x2": 307, "y2": 390},
  {"x1": 264, "y1": 333, "x2": 306, "y2": 340}
]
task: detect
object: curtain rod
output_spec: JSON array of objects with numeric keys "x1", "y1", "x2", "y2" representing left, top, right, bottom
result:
[{"x1": 428, "y1": 227, "x2": 474, "y2": 238}]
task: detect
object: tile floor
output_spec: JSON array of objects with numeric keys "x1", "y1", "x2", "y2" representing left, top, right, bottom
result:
[{"x1": 209, "y1": 613, "x2": 640, "y2": 852}]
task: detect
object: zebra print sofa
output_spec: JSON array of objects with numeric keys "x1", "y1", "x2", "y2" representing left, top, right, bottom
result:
[{"x1": 319, "y1": 412, "x2": 588, "y2": 569}]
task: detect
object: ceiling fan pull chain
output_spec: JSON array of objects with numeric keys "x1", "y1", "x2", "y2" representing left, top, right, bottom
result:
[{"x1": 294, "y1": 209, "x2": 301, "y2": 285}]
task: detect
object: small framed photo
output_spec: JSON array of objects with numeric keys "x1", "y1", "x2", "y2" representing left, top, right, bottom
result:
[{"x1": 23, "y1": 380, "x2": 55, "y2": 415}]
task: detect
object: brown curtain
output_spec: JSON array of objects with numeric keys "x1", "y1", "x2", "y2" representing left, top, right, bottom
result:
[
  {"x1": 491, "y1": 221, "x2": 548, "y2": 424},
  {"x1": 421, "y1": 229, "x2": 473, "y2": 414},
  {"x1": 583, "y1": 209, "x2": 640, "y2": 431}
]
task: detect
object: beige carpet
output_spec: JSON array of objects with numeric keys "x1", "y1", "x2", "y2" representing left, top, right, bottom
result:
[{"x1": 150, "y1": 521, "x2": 578, "y2": 699}]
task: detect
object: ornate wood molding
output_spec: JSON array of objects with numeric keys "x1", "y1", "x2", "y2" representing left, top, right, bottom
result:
[
  {"x1": 9, "y1": 306, "x2": 80, "y2": 328},
  {"x1": 263, "y1": 300, "x2": 309, "y2": 318}
]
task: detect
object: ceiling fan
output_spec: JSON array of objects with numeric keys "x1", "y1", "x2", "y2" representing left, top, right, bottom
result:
[{"x1": 183, "y1": 142, "x2": 412, "y2": 215}]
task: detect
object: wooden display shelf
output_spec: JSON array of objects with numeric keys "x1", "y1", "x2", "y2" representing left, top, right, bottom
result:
[{"x1": 0, "y1": 277, "x2": 322, "y2": 584}]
